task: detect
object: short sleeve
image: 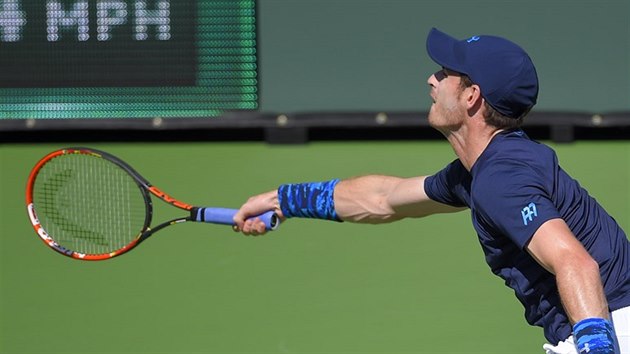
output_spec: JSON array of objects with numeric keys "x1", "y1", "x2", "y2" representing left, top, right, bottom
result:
[{"x1": 424, "y1": 159, "x2": 469, "y2": 208}]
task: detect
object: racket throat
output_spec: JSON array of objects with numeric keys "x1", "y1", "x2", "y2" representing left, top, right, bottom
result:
[{"x1": 190, "y1": 207, "x2": 203, "y2": 221}]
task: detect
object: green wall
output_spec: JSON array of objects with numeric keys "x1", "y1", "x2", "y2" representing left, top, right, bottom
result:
[{"x1": 258, "y1": 0, "x2": 630, "y2": 114}]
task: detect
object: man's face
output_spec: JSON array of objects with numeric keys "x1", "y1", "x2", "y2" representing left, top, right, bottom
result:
[{"x1": 426, "y1": 68, "x2": 467, "y2": 133}]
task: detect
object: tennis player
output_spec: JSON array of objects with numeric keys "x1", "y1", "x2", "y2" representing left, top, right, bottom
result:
[{"x1": 233, "y1": 28, "x2": 630, "y2": 354}]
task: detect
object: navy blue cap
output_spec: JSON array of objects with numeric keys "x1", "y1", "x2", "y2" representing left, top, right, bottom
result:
[{"x1": 426, "y1": 28, "x2": 539, "y2": 119}]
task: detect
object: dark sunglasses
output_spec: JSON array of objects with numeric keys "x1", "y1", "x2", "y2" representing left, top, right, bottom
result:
[{"x1": 433, "y1": 68, "x2": 461, "y2": 82}]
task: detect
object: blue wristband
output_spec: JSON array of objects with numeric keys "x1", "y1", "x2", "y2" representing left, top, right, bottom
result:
[
  {"x1": 278, "y1": 179, "x2": 342, "y2": 221},
  {"x1": 573, "y1": 318, "x2": 617, "y2": 354}
]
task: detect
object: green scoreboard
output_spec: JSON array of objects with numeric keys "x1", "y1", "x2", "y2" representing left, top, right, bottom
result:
[{"x1": 0, "y1": 0, "x2": 257, "y2": 119}]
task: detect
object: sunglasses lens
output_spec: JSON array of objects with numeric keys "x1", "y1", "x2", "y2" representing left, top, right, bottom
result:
[{"x1": 434, "y1": 69, "x2": 446, "y2": 81}]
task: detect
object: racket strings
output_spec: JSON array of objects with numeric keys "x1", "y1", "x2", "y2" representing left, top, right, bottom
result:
[
  {"x1": 33, "y1": 153, "x2": 147, "y2": 255},
  {"x1": 39, "y1": 169, "x2": 108, "y2": 246}
]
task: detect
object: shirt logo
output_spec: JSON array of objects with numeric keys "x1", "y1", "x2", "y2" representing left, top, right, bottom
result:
[
  {"x1": 521, "y1": 202, "x2": 538, "y2": 225},
  {"x1": 467, "y1": 36, "x2": 480, "y2": 43}
]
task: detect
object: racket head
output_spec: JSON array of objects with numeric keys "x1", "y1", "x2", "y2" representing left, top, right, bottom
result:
[{"x1": 26, "y1": 148, "x2": 152, "y2": 260}]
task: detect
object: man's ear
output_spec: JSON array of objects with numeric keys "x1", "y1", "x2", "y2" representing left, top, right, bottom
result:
[{"x1": 465, "y1": 84, "x2": 484, "y2": 116}]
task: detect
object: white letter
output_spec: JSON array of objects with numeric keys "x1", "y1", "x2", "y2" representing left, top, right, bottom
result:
[
  {"x1": 97, "y1": 0, "x2": 127, "y2": 41},
  {"x1": 0, "y1": 0, "x2": 27, "y2": 42},
  {"x1": 134, "y1": 0, "x2": 170, "y2": 41},
  {"x1": 46, "y1": 1, "x2": 89, "y2": 41}
]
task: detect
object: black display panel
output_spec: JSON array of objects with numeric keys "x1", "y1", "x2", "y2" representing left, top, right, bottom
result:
[{"x1": 0, "y1": 0, "x2": 257, "y2": 118}]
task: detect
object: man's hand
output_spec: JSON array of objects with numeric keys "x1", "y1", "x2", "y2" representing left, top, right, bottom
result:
[{"x1": 233, "y1": 190, "x2": 284, "y2": 236}]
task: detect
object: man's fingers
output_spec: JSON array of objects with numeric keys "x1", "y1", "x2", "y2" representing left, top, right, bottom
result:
[{"x1": 237, "y1": 218, "x2": 268, "y2": 236}]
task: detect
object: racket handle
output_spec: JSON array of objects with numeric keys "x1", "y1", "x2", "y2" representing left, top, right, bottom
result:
[{"x1": 191, "y1": 207, "x2": 280, "y2": 231}]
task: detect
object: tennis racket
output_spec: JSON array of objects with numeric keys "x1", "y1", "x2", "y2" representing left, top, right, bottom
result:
[{"x1": 25, "y1": 147, "x2": 279, "y2": 260}]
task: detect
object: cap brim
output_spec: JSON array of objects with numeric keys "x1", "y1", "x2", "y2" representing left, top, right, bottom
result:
[{"x1": 426, "y1": 28, "x2": 465, "y2": 73}]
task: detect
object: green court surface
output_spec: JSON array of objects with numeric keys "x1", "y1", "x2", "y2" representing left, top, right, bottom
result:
[{"x1": 1, "y1": 141, "x2": 628, "y2": 354}]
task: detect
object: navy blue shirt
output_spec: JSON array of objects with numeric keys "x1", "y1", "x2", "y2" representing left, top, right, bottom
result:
[{"x1": 424, "y1": 129, "x2": 630, "y2": 343}]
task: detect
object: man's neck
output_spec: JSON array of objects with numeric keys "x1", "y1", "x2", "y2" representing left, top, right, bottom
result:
[{"x1": 445, "y1": 124, "x2": 504, "y2": 171}]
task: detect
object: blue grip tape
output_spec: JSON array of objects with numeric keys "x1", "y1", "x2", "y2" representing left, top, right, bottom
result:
[{"x1": 194, "y1": 208, "x2": 279, "y2": 230}]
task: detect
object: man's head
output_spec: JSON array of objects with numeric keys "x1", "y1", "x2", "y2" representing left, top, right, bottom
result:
[{"x1": 426, "y1": 28, "x2": 539, "y2": 121}]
